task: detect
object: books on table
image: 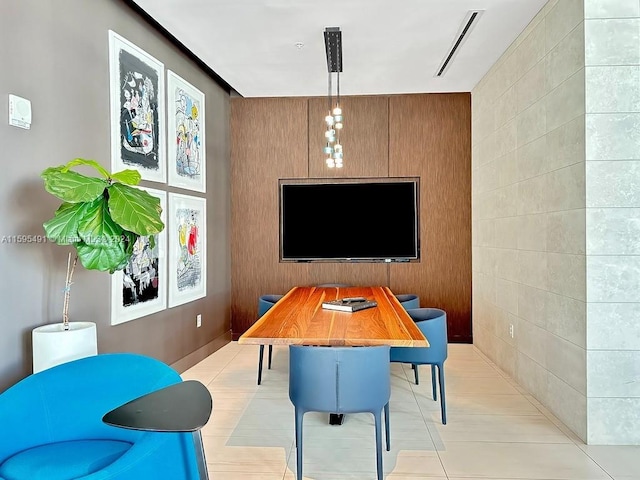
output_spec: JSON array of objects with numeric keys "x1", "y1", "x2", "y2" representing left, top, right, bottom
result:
[{"x1": 321, "y1": 297, "x2": 378, "y2": 312}]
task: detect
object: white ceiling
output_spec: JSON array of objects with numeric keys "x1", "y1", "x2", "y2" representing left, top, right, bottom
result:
[{"x1": 131, "y1": 0, "x2": 547, "y2": 98}]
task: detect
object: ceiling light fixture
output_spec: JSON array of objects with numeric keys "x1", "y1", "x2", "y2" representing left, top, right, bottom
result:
[{"x1": 323, "y1": 27, "x2": 343, "y2": 169}]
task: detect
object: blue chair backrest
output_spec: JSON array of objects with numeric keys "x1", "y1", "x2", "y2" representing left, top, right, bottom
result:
[
  {"x1": 289, "y1": 346, "x2": 390, "y2": 414},
  {"x1": 390, "y1": 308, "x2": 448, "y2": 364},
  {"x1": 258, "y1": 294, "x2": 283, "y2": 317},
  {"x1": 396, "y1": 294, "x2": 420, "y2": 310}
]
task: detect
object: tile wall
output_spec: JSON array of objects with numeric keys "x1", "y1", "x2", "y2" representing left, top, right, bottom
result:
[
  {"x1": 584, "y1": 0, "x2": 640, "y2": 444},
  {"x1": 471, "y1": 0, "x2": 588, "y2": 440},
  {"x1": 473, "y1": 0, "x2": 640, "y2": 444}
]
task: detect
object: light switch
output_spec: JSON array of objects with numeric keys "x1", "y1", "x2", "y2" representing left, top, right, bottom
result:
[{"x1": 9, "y1": 94, "x2": 32, "y2": 130}]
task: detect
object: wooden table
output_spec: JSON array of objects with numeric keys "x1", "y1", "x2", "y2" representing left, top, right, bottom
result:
[
  {"x1": 238, "y1": 287, "x2": 429, "y2": 425},
  {"x1": 238, "y1": 286, "x2": 428, "y2": 347},
  {"x1": 239, "y1": 286, "x2": 427, "y2": 424}
]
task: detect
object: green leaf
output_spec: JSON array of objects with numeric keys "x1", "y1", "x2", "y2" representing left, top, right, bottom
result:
[
  {"x1": 110, "y1": 249, "x2": 132, "y2": 273},
  {"x1": 122, "y1": 230, "x2": 138, "y2": 258},
  {"x1": 42, "y1": 167, "x2": 107, "y2": 203},
  {"x1": 75, "y1": 241, "x2": 130, "y2": 272},
  {"x1": 62, "y1": 158, "x2": 111, "y2": 179},
  {"x1": 108, "y1": 183, "x2": 164, "y2": 235},
  {"x1": 43, "y1": 202, "x2": 87, "y2": 245},
  {"x1": 77, "y1": 197, "x2": 124, "y2": 247},
  {"x1": 110, "y1": 169, "x2": 142, "y2": 186}
]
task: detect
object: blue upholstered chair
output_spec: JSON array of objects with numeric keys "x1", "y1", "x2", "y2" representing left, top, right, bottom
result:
[
  {"x1": 395, "y1": 293, "x2": 420, "y2": 310},
  {"x1": 257, "y1": 294, "x2": 284, "y2": 385},
  {"x1": 0, "y1": 352, "x2": 201, "y2": 480},
  {"x1": 289, "y1": 345, "x2": 391, "y2": 480},
  {"x1": 395, "y1": 294, "x2": 420, "y2": 377},
  {"x1": 390, "y1": 308, "x2": 448, "y2": 424}
]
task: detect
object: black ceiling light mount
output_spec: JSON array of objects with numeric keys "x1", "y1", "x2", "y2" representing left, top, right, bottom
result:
[
  {"x1": 324, "y1": 27, "x2": 343, "y2": 73},
  {"x1": 323, "y1": 27, "x2": 344, "y2": 168}
]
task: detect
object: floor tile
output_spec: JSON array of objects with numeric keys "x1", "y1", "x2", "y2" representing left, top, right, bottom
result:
[
  {"x1": 426, "y1": 375, "x2": 521, "y2": 395},
  {"x1": 437, "y1": 442, "x2": 610, "y2": 479},
  {"x1": 214, "y1": 474, "x2": 285, "y2": 480},
  {"x1": 580, "y1": 445, "x2": 640, "y2": 478},
  {"x1": 426, "y1": 413, "x2": 571, "y2": 444},
  {"x1": 416, "y1": 393, "x2": 540, "y2": 416},
  {"x1": 190, "y1": 341, "x2": 631, "y2": 480},
  {"x1": 385, "y1": 450, "x2": 447, "y2": 476}
]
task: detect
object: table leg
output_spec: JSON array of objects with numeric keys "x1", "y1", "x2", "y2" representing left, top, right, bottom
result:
[
  {"x1": 329, "y1": 413, "x2": 345, "y2": 425},
  {"x1": 192, "y1": 430, "x2": 209, "y2": 480}
]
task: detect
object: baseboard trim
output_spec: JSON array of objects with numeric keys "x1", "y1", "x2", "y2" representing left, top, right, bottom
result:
[{"x1": 171, "y1": 330, "x2": 232, "y2": 374}]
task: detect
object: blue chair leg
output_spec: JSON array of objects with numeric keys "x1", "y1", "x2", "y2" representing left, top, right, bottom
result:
[
  {"x1": 295, "y1": 408, "x2": 304, "y2": 480},
  {"x1": 413, "y1": 363, "x2": 419, "y2": 385},
  {"x1": 257, "y1": 345, "x2": 264, "y2": 385},
  {"x1": 373, "y1": 411, "x2": 384, "y2": 480},
  {"x1": 384, "y1": 402, "x2": 390, "y2": 451},
  {"x1": 438, "y1": 363, "x2": 447, "y2": 425},
  {"x1": 431, "y1": 364, "x2": 437, "y2": 401},
  {"x1": 268, "y1": 345, "x2": 273, "y2": 369}
]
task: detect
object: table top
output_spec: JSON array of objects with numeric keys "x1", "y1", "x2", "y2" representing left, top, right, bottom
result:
[
  {"x1": 238, "y1": 286, "x2": 428, "y2": 347},
  {"x1": 102, "y1": 380, "x2": 213, "y2": 433}
]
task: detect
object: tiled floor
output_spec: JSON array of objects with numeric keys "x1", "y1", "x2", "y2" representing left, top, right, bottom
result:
[{"x1": 182, "y1": 342, "x2": 640, "y2": 480}]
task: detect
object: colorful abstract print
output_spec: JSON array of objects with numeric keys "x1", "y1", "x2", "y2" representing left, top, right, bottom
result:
[
  {"x1": 173, "y1": 87, "x2": 202, "y2": 179},
  {"x1": 176, "y1": 207, "x2": 201, "y2": 291},
  {"x1": 118, "y1": 48, "x2": 160, "y2": 170}
]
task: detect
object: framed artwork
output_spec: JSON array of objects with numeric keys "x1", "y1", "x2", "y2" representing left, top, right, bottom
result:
[
  {"x1": 108, "y1": 30, "x2": 166, "y2": 183},
  {"x1": 168, "y1": 193, "x2": 207, "y2": 307},
  {"x1": 111, "y1": 188, "x2": 167, "y2": 325},
  {"x1": 167, "y1": 70, "x2": 206, "y2": 192}
]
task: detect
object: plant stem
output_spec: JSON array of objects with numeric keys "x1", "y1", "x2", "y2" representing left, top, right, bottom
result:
[{"x1": 62, "y1": 252, "x2": 77, "y2": 330}]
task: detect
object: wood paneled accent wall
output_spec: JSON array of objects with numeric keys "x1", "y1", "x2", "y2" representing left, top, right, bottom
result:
[{"x1": 231, "y1": 93, "x2": 471, "y2": 342}]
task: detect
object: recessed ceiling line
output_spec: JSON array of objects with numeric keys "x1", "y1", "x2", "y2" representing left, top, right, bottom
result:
[{"x1": 436, "y1": 9, "x2": 484, "y2": 77}]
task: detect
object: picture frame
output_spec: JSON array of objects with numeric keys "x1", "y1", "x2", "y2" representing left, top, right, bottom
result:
[
  {"x1": 110, "y1": 188, "x2": 167, "y2": 325},
  {"x1": 168, "y1": 193, "x2": 207, "y2": 307},
  {"x1": 167, "y1": 70, "x2": 206, "y2": 192},
  {"x1": 108, "y1": 30, "x2": 166, "y2": 183}
]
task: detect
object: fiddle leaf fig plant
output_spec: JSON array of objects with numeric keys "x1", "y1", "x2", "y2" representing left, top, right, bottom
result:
[{"x1": 42, "y1": 158, "x2": 164, "y2": 328}]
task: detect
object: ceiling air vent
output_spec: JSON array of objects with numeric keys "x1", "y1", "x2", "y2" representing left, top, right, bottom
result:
[{"x1": 435, "y1": 10, "x2": 484, "y2": 77}]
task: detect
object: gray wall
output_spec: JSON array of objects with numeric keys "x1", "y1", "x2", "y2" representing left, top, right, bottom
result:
[
  {"x1": 473, "y1": 0, "x2": 640, "y2": 445},
  {"x1": 472, "y1": 0, "x2": 588, "y2": 440},
  {"x1": 584, "y1": 0, "x2": 640, "y2": 444},
  {"x1": 0, "y1": 0, "x2": 231, "y2": 391}
]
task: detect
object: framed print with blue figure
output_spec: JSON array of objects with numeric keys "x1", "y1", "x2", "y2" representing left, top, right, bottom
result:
[{"x1": 167, "y1": 70, "x2": 206, "y2": 192}]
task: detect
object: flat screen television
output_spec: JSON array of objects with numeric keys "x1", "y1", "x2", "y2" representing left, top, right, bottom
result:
[{"x1": 279, "y1": 178, "x2": 420, "y2": 262}]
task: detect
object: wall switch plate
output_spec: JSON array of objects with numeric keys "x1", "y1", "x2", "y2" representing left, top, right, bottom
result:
[
  {"x1": 8, "y1": 94, "x2": 32, "y2": 130},
  {"x1": 196, "y1": 314, "x2": 202, "y2": 328},
  {"x1": 509, "y1": 324, "x2": 514, "y2": 338}
]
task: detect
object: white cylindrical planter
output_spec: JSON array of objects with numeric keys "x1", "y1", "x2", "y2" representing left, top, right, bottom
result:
[{"x1": 32, "y1": 322, "x2": 98, "y2": 373}]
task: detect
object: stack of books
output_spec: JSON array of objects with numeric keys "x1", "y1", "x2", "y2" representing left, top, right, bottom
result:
[{"x1": 321, "y1": 297, "x2": 378, "y2": 312}]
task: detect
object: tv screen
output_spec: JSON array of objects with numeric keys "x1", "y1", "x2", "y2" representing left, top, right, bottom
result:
[{"x1": 279, "y1": 178, "x2": 420, "y2": 262}]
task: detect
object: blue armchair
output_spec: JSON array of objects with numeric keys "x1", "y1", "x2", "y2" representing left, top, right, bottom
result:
[
  {"x1": 390, "y1": 308, "x2": 448, "y2": 424},
  {"x1": 289, "y1": 345, "x2": 391, "y2": 480},
  {"x1": 0, "y1": 352, "x2": 201, "y2": 480},
  {"x1": 395, "y1": 293, "x2": 420, "y2": 310},
  {"x1": 257, "y1": 294, "x2": 284, "y2": 384}
]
